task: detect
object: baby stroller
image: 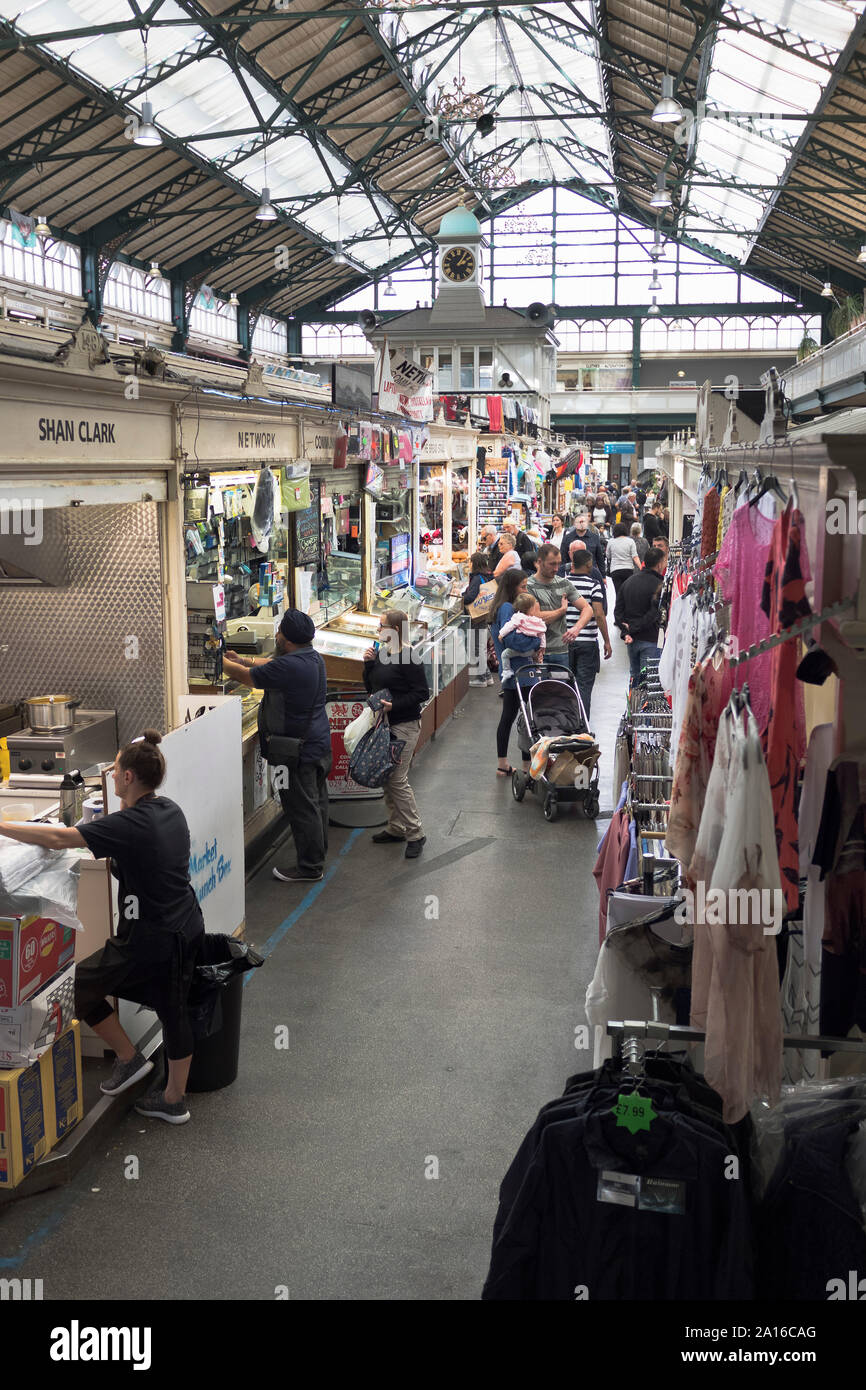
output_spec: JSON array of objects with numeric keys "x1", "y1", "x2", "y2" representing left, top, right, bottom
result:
[{"x1": 511, "y1": 663, "x2": 601, "y2": 821}]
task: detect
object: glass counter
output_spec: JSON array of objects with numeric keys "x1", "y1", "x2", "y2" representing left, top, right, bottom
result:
[{"x1": 313, "y1": 627, "x2": 370, "y2": 684}]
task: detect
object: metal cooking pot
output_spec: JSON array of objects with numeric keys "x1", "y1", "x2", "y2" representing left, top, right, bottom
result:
[{"x1": 23, "y1": 694, "x2": 81, "y2": 734}]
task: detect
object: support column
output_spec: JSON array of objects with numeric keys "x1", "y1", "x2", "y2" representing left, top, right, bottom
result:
[
  {"x1": 81, "y1": 244, "x2": 102, "y2": 326},
  {"x1": 360, "y1": 490, "x2": 375, "y2": 612},
  {"x1": 632, "y1": 316, "x2": 641, "y2": 388},
  {"x1": 171, "y1": 279, "x2": 189, "y2": 353},
  {"x1": 287, "y1": 317, "x2": 301, "y2": 355}
]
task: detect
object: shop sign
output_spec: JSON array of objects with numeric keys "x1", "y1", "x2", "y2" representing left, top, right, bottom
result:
[
  {"x1": 179, "y1": 412, "x2": 296, "y2": 463},
  {"x1": 326, "y1": 695, "x2": 383, "y2": 800},
  {"x1": 603, "y1": 441, "x2": 636, "y2": 454},
  {"x1": 301, "y1": 420, "x2": 340, "y2": 463},
  {"x1": 377, "y1": 346, "x2": 434, "y2": 423},
  {"x1": 0, "y1": 398, "x2": 172, "y2": 462}
]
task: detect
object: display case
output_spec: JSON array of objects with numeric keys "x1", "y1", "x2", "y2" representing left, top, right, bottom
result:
[{"x1": 313, "y1": 627, "x2": 370, "y2": 684}]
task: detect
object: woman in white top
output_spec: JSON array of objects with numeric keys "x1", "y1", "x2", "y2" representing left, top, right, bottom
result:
[
  {"x1": 606, "y1": 522, "x2": 641, "y2": 601},
  {"x1": 546, "y1": 513, "x2": 566, "y2": 543},
  {"x1": 493, "y1": 533, "x2": 523, "y2": 579}
]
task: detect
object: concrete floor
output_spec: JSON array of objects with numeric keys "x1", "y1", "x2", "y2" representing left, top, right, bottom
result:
[{"x1": 0, "y1": 626, "x2": 631, "y2": 1302}]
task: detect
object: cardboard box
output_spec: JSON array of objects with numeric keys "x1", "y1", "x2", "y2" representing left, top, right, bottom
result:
[
  {"x1": 0, "y1": 962, "x2": 76, "y2": 1068},
  {"x1": 0, "y1": 914, "x2": 76, "y2": 1008},
  {"x1": 0, "y1": 1052, "x2": 48, "y2": 1188},
  {"x1": 40, "y1": 1022, "x2": 82, "y2": 1147}
]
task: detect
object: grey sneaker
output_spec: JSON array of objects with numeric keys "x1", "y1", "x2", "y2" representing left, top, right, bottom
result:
[
  {"x1": 134, "y1": 1089, "x2": 190, "y2": 1125},
  {"x1": 100, "y1": 1051, "x2": 153, "y2": 1096}
]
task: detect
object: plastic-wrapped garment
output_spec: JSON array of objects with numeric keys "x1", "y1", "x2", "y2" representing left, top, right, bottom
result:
[
  {"x1": 752, "y1": 1080, "x2": 866, "y2": 1300},
  {"x1": 0, "y1": 848, "x2": 83, "y2": 930},
  {"x1": 250, "y1": 466, "x2": 277, "y2": 552},
  {"x1": 0, "y1": 839, "x2": 61, "y2": 896}
]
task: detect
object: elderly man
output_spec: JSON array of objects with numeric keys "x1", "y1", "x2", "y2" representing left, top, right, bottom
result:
[
  {"x1": 502, "y1": 518, "x2": 533, "y2": 560},
  {"x1": 478, "y1": 524, "x2": 500, "y2": 568},
  {"x1": 564, "y1": 538, "x2": 608, "y2": 613}
]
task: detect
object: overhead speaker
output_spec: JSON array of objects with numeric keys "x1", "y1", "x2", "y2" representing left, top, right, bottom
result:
[
  {"x1": 527, "y1": 301, "x2": 553, "y2": 325},
  {"x1": 357, "y1": 310, "x2": 379, "y2": 332},
  {"x1": 475, "y1": 112, "x2": 496, "y2": 138}
]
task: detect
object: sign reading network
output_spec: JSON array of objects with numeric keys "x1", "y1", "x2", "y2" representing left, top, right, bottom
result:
[{"x1": 604, "y1": 442, "x2": 636, "y2": 454}]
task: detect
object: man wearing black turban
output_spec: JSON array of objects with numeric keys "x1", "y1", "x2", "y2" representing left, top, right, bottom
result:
[{"x1": 224, "y1": 609, "x2": 331, "y2": 881}]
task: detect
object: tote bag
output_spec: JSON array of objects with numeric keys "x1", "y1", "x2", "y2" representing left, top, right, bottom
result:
[{"x1": 467, "y1": 579, "x2": 497, "y2": 622}]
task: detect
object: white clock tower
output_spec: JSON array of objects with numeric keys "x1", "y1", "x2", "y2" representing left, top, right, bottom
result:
[{"x1": 430, "y1": 204, "x2": 486, "y2": 325}]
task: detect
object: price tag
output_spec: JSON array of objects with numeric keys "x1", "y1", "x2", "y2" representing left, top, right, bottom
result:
[
  {"x1": 611, "y1": 1092, "x2": 657, "y2": 1135},
  {"x1": 212, "y1": 584, "x2": 226, "y2": 622}
]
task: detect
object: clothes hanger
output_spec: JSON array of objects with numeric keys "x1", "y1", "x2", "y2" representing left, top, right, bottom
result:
[{"x1": 749, "y1": 472, "x2": 787, "y2": 507}]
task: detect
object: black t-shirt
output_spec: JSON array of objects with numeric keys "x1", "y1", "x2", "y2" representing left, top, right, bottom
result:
[
  {"x1": 78, "y1": 796, "x2": 203, "y2": 941},
  {"x1": 252, "y1": 646, "x2": 330, "y2": 762}
]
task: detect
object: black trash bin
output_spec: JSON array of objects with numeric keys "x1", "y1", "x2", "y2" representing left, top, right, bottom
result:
[
  {"x1": 187, "y1": 972, "x2": 244, "y2": 1092},
  {"x1": 185, "y1": 935, "x2": 263, "y2": 1093}
]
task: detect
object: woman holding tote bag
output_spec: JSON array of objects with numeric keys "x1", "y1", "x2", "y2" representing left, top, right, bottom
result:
[
  {"x1": 363, "y1": 610, "x2": 430, "y2": 860},
  {"x1": 463, "y1": 550, "x2": 496, "y2": 687}
]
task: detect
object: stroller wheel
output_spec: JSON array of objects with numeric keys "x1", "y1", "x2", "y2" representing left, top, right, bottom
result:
[
  {"x1": 543, "y1": 793, "x2": 558, "y2": 822},
  {"x1": 583, "y1": 793, "x2": 600, "y2": 819},
  {"x1": 512, "y1": 770, "x2": 527, "y2": 802}
]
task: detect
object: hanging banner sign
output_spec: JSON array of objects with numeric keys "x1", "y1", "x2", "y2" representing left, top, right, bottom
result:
[{"x1": 376, "y1": 344, "x2": 434, "y2": 423}]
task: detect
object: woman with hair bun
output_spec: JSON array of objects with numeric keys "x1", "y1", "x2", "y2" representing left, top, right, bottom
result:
[{"x1": 0, "y1": 729, "x2": 205, "y2": 1125}]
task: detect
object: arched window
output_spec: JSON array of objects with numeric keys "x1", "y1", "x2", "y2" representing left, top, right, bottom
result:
[
  {"x1": 103, "y1": 262, "x2": 172, "y2": 322},
  {"x1": 0, "y1": 219, "x2": 81, "y2": 295},
  {"x1": 189, "y1": 287, "x2": 237, "y2": 342},
  {"x1": 252, "y1": 315, "x2": 288, "y2": 356}
]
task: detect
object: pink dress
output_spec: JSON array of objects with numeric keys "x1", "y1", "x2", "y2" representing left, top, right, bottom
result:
[{"x1": 715, "y1": 504, "x2": 775, "y2": 734}]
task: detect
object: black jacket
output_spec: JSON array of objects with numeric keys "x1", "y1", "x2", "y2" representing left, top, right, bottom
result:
[
  {"x1": 363, "y1": 652, "x2": 429, "y2": 724},
  {"x1": 643, "y1": 512, "x2": 664, "y2": 544},
  {"x1": 513, "y1": 530, "x2": 534, "y2": 559},
  {"x1": 615, "y1": 566, "x2": 663, "y2": 643}
]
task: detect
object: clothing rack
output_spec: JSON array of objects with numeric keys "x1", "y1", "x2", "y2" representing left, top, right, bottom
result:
[
  {"x1": 606, "y1": 1020, "x2": 866, "y2": 1055},
  {"x1": 728, "y1": 594, "x2": 856, "y2": 668}
]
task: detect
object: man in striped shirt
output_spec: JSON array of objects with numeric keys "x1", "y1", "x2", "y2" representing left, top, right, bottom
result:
[{"x1": 563, "y1": 548, "x2": 612, "y2": 724}]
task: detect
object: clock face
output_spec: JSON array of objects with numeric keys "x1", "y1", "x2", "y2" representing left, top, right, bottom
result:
[{"x1": 442, "y1": 246, "x2": 476, "y2": 283}]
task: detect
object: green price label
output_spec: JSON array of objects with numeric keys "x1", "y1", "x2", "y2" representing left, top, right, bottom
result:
[{"x1": 611, "y1": 1091, "x2": 658, "y2": 1135}]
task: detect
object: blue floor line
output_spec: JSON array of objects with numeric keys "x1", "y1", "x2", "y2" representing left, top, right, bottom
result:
[
  {"x1": 0, "y1": 1188, "x2": 78, "y2": 1269},
  {"x1": 244, "y1": 826, "x2": 364, "y2": 984}
]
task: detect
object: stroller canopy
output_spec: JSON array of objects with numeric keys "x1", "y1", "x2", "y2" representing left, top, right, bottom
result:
[{"x1": 527, "y1": 680, "x2": 587, "y2": 739}]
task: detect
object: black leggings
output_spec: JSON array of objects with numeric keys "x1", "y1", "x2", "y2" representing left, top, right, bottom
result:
[{"x1": 496, "y1": 686, "x2": 529, "y2": 762}]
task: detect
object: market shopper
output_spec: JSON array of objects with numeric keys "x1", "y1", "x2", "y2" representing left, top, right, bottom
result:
[
  {"x1": 615, "y1": 545, "x2": 666, "y2": 682},
  {"x1": 528, "y1": 543, "x2": 593, "y2": 668},
  {"x1": 463, "y1": 549, "x2": 495, "y2": 687},
  {"x1": 489, "y1": 567, "x2": 535, "y2": 777},
  {"x1": 567, "y1": 539, "x2": 608, "y2": 613},
  {"x1": 224, "y1": 608, "x2": 330, "y2": 883},
  {"x1": 0, "y1": 730, "x2": 205, "y2": 1125},
  {"x1": 493, "y1": 532, "x2": 523, "y2": 578},
  {"x1": 606, "y1": 522, "x2": 641, "y2": 609},
  {"x1": 562, "y1": 548, "x2": 611, "y2": 722},
  {"x1": 571, "y1": 511, "x2": 605, "y2": 571},
  {"x1": 631, "y1": 521, "x2": 649, "y2": 563},
  {"x1": 363, "y1": 609, "x2": 429, "y2": 859}
]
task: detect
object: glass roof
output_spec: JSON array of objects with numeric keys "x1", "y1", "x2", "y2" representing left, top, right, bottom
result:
[
  {"x1": 681, "y1": 0, "x2": 862, "y2": 259},
  {"x1": 1, "y1": 0, "x2": 861, "y2": 295}
]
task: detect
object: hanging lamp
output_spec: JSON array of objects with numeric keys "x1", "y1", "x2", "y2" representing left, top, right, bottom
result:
[{"x1": 133, "y1": 31, "x2": 162, "y2": 147}]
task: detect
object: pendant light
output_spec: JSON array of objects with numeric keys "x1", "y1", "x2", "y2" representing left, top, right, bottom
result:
[
  {"x1": 857, "y1": 245, "x2": 866, "y2": 264},
  {"x1": 820, "y1": 281, "x2": 833, "y2": 297},
  {"x1": 383, "y1": 275, "x2": 396, "y2": 296},
  {"x1": 148, "y1": 260, "x2": 163, "y2": 279},
  {"x1": 649, "y1": 229, "x2": 667, "y2": 261},
  {"x1": 647, "y1": 297, "x2": 660, "y2": 316},
  {"x1": 650, "y1": 173, "x2": 671, "y2": 209},
  {"x1": 133, "y1": 31, "x2": 162, "y2": 147},
  {"x1": 652, "y1": 0, "x2": 683, "y2": 124},
  {"x1": 228, "y1": 291, "x2": 239, "y2": 307},
  {"x1": 648, "y1": 270, "x2": 662, "y2": 292},
  {"x1": 35, "y1": 214, "x2": 50, "y2": 238},
  {"x1": 652, "y1": 74, "x2": 683, "y2": 124},
  {"x1": 256, "y1": 142, "x2": 277, "y2": 221},
  {"x1": 332, "y1": 197, "x2": 346, "y2": 264}
]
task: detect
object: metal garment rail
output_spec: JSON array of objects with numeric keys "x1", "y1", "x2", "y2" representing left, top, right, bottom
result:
[
  {"x1": 728, "y1": 595, "x2": 857, "y2": 668},
  {"x1": 606, "y1": 1020, "x2": 866, "y2": 1054}
]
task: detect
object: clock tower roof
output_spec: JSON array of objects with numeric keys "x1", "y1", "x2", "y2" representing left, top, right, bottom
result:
[{"x1": 437, "y1": 206, "x2": 481, "y2": 241}]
